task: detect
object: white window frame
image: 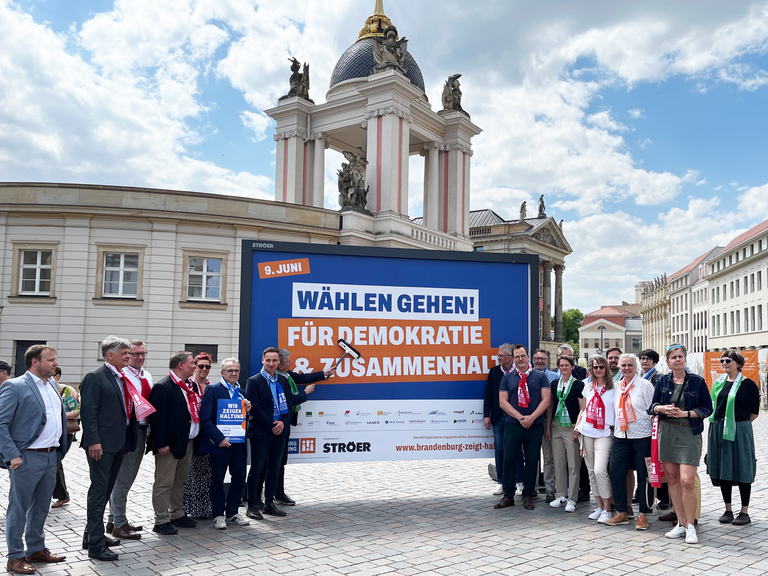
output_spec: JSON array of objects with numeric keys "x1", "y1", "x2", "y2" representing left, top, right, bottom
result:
[
  {"x1": 19, "y1": 249, "x2": 53, "y2": 295},
  {"x1": 102, "y1": 252, "x2": 140, "y2": 298},
  {"x1": 10, "y1": 242, "x2": 59, "y2": 299},
  {"x1": 180, "y1": 249, "x2": 229, "y2": 309}
]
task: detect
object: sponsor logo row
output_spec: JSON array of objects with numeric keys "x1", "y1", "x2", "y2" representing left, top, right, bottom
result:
[
  {"x1": 288, "y1": 438, "x2": 372, "y2": 455},
  {"x1": 304, "y1": 410, "x2": 480, "y2": 417},
  {"x1": 297, "y1": 418, "x2": 480, "y2": 427}
]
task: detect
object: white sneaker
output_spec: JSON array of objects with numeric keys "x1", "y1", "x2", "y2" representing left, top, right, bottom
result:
[
  {"x1": 685, "y1": 524, "x2": 698, "y2": 544},
  {"x1": 227, "y1": 513, "x2": 250, "y2": 526},
  {"x1": 493, "y1": 483, "x2": 504, "y2": 495},
  {"x1": 588, "y1": 507, "x2": 603, "y2": 520},
  {"x1": 565, "y1": 500, "x2": 576, "y2": 513},
  {"x1": 665, "y1": 523, "x2": 686, "y2": 539},
  {"x1": 598, "y1": 510, "x2": 612, "y2": 523},
  {"x1": 516, "y1": 482, "x2": 524, "y2": 494},
  {"x1": 549, "y1": 496, "x2": 567, "y2": 508},
  {"x1": 213, "y1": 515, "x2": 227, "y2": 530}
]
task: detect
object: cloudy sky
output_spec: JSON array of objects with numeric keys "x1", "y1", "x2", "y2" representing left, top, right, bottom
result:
[{"x1": 2, "y1": 0, "x2": 768, "y2": 315}]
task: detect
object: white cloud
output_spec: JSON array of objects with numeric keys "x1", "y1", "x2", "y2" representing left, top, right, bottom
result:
[
  {"x1": 628, "y1": 108, "x2": 644, "y2": 118},
  {"x1": 738, "y1": 183, "x2": 768, "y2": 220},
  {"x1": 638, "y1": 138, "x2": 652, "y2": 149},
  {"x1": 587, "y1": 111, "x2": 628, "y2": 131},
  {"x1": 240, "y1": 111, "x2": 271, "y2": 141}
]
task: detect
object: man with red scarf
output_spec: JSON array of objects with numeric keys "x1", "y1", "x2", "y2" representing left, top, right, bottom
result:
[
  {"x1": 148, "y1": 351, "x2": 199, "y2": 535},
  {"x1": 494, "y1": 344, "x2": 551, "y2": 511},
  {"x1": 106, "y1": 340, "x2": 153, "y2": 540}
]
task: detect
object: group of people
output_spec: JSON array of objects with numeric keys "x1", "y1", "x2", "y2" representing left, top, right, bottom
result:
[
  {"x1": 485, "y1": 343, "x2": 760, "y2": 545},
  {"x1": 0, "y1": 340, "x2": 331, "y2": 574}
]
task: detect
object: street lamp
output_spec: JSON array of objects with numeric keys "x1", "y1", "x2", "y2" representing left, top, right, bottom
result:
[{"x1": 598, "y1": 325, "x2": 606, "y2": 355}]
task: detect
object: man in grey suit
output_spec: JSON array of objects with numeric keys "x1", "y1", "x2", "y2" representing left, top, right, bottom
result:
[
  {"x1": 0, "y1": 345, "x2": 68, "y2": 574},
  {"x1": 80, "y1": 336, "x2": 139, "y2": 561}
]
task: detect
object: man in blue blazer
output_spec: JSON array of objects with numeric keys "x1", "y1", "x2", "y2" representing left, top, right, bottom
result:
[
  {"x1": 199, "y1": 357, "x2": 252, "y2": 529},
  {"x1": 0, "y1": 345, "x2": 68, "y2": 574}
]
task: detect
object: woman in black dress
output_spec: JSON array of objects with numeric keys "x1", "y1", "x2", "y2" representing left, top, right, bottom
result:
[
  {"x1": 183, "y1": 353, "x2": 213, "y2": 519},
  {"x1": 706, "y1": 349, "x2": 760, "y2": 526}
]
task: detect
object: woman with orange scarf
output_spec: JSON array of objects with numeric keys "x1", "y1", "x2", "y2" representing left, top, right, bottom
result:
[{"x1": 604, "y1": 353, "x2": 655, "y2": 530}]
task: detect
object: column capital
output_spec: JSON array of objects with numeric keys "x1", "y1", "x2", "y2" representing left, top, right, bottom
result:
[
  {"x1": 274, "y1": 128, "x2": 308, "y2": 141},
  {"x1": 364, "y1": 104, "x2": 413, "y2": 123},
  {"x1": 309, "y1": 131, "x2": 327, "y2": 141},
  {"x1": 442, "y1": 142, "x2": 473, "y2": 156},
  {"x1": 541, "y1": 260, "x2": 553, "y2": 271},
  {"x1": 554, "y1": 264, "x2": 565, "y2": 274},
  {"x1": 423, "y1": 141, "x2": 440, "y2": 151}
]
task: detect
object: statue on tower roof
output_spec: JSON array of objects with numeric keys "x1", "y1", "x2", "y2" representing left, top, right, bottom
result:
[
  {"x1": 372, "y1": 26, "x2": 408, "y2": 76},
  {"x1": 441, "y1": 74, "x2": 469, "y2": 118},
  {"x1": 538, "y1": 194, "x2": 546, "y2": 217},
  {"x1": 279, "y1": 57, "x2": 313, "y2": 103},
  {"x1": 519, "y1": 201, "x2": 527, "y2": 222}
]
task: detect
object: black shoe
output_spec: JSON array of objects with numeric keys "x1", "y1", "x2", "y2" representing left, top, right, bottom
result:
[
  {"x1": 263, "y1": 504, "x2": 287, "y2": 517},
  {"x1": 81, "y1": 535, "x2": 120, "y2": 550},
  {"x1": 275, "y1": 494, "x2": 295, "y2": 506},
  {"x1": 719, "y1": 510, "x2": 734, "y2": 524},
  {"x1": 658, "y1": 502, "x2": 671, "y2": 511},
  {"x1": 88, "y1": 546, "x2": 118, "y2": 561},
  {"x1": 732, "y1": 512, "x2": 751, "y2": 526},
  {"x1": 246, "y1": 507, "x2": 263, "y2": 520},
  {"x1": 170, "y1": 515, "x2": 197, "y2": 528},
  {"x1": 152, "y1": 522, "x2": 179, "y2": 535},
  {"x1": 577, "y1": 490, "x2": 590, "y2": 502},
  {"x1": 255, "y1": 500, "x2": 265, "y2": 511}
]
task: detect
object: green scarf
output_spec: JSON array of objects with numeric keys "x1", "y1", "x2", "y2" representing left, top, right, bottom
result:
[
  {"x1": 278, "y1": 371, "x2": 301, "y2": 413},
  {"x1": 555, "y1": 376, "x2": 575, "y2": 427},
  {"x1": 710, "y1": 373, "x2": 742, "y2": 441}
]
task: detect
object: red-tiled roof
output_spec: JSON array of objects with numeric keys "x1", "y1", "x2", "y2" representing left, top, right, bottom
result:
[
  {"x1": 723, "y1": 218, "x2": 768, "y2": 253},
  {"x1": 668, "y1": 247, "x2": 720, "y2": 281},
  {"x1": 582, "y1": 305, "x2": 640, "y2": 327}
]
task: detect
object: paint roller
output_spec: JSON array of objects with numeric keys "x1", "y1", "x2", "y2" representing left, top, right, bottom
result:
[{"x1": 331, "y1": 338, "x2": 362, "y2": 373}]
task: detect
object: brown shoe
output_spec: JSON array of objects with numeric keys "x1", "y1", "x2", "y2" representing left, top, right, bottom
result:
[
  {"x1": 25, "y1": 548, "x2": 66, "y2": 563},
  {"x1": 51, "y1": 498, "x2": 69, "y2": 508},
  {"x1": 112, "y1": 524, "x2": 142, "y2": 540},
  {"x1": 635, "y1": 515, "x2": 649, "y2": 530},
  {"x1": 493, "y1": 496, "x2": 514, "y2": 509},
  {"x1": 658, "y1": 510, "x2": 677, "y2": 522},
  {"x1": 6, "y1": 559, "x2": 35, "y2": 574},
  {"x1": 605, "y1": 512, "x2": 629, "y2": 525},
  {"x1": 106, "y1": 522, "x2": 114, "y2": 533},
  {"x1": 523, "y1": 497, "x2": 534, "y2": 510}
]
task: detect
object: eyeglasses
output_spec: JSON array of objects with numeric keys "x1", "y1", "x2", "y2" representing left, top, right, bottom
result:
[
  {"x1": 222, "y1": 369, "x2": 240, "y2": 374},
  {"x1": 197, "y1": 364, "x2": 211, "y2": 370},
  {"x1": 719, "y1": 358, "x2": 732, "y2": 365},
  {"x1": 639, "y1": 356, "x2": 649, "y2": 360},
  {"x1": 591, "y1": 365, "x2": 605, "y2": 370},
  {"x1": 129, "y1": 352, "x2": 147, "y2": 357}
]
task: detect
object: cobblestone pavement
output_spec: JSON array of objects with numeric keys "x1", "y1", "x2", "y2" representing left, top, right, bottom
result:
[{"x1": 2, "y1": 416, "x2": 767, "y2": 576}]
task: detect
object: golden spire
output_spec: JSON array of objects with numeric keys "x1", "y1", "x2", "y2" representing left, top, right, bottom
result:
[{"x1": 358, "y1": 0, "x2": 396, "y2": 41}]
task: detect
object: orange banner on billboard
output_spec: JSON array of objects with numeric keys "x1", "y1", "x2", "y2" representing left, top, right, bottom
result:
[
  {"x1": 703, "y1": 350, "x2": 759, "y2": 390},
  {"x1": 278, "y1": 318, "x2": 495, "y2": 384},
  {"x1": 258, "y1": 258, "x2": 310, "y2": 279}
]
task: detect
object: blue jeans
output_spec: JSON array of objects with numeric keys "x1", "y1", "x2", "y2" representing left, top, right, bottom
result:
[{"x1": 492, "y1": 420, "x2": 505, "y2": 484}]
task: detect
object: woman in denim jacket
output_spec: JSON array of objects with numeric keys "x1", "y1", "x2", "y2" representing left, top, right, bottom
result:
[{"x1": 648, "y1": 344, "x2": 712, "y2": 545}]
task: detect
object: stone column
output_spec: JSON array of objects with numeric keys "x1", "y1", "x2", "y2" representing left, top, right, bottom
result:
[
  {"x1": 364, "y1": 105, "x2": 412, "y2": 215},
  {"x1": 554, "y1": 264, "x2": 564, "y2": 341},
  {"x1": 311, "y1": 132, "x2": 329, "y2": 208},
  {"x1": 422, "y1": 142, "x2": 440, "y2": 229},
  {"x1": 273, "y1": 128, "x2": 308, "y2": 204},
  {"x1": 542, "y1": 261, "x2": 553, "y2": 340},
  {"x1": 439, "y1": 144, "x2": 473, "y2": 236}
]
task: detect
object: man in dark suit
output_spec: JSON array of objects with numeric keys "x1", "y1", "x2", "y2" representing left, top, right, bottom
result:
[
  {"x1": 251, "y1": 347, "x2": 330, "y2": 510},
  {"x1": 0, "y1": 345, "x2": 68, "y2": 574},
  {"x1": 80, "y1": 336, "x2": 139, "y2": 561},
  {"x1": 148, "y1": 351, "x2": 198, "y2": 535},
  {"x1": 199, "y1": 357, "x2": 252, "y2": 529},
  {"x1": 483, "y1": 343, "x2": 514, "y2": 498},
  {"x1": 245, "y1": 347, "x2": 301, "y2": 518}
]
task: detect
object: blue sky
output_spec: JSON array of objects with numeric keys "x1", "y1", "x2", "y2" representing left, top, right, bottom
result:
[{"x1": 2, "y1": 0, "x2": 768, "y2": 315}]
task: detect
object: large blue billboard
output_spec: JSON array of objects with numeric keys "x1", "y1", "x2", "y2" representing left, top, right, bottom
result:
[{"x1": 239, "y1": 241, "x2": 538, "y2": 461}]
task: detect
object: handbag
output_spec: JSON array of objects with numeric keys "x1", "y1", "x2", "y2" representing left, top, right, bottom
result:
[{"x1": 67, "y1": 418, "x2": 81, "y2": 434}]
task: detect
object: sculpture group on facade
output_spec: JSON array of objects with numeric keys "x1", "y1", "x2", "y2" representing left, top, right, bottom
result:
[
  {"x1": 372, "y1": 26, "x2": 408, "y2": 76},
  {"x1": 279, "y1": 57, "x2": 313, "y2": 103},
  {"x1": 519, "y1": 201, "x2": 527, "y2": 222},
  {"x1": 441, "y1": 74, "x2": 468, "y2": 117},
  {"x1": 338, "y1": 146, "x2": 370, "y2": 211}
]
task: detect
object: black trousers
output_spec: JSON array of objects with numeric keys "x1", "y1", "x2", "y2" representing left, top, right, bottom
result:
[
  {"x1": 247, "y1": 435, "x2": 285, "y2": 507},
  {"x1": 85, "y1": 450, "x2": 124, "y2": 549},
  {"x1": 52, "y1": 434, "x2": 74, "y2": 501},
  {"x1": 502, "y1": 423, "x2": 543, "y2": 498},
  {"x1": 210, "y1": 443, "x2": 247, "y2": 518},
  {"x1": 609, "y1": 436, "x2": 652, "y2": 514},
  {"x1": 256, "y1": 434, "x2": 290, "y2": 500}
]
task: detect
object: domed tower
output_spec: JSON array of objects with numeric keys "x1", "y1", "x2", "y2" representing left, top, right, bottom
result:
[{"x1": 265, "y1": 1, "x2": 481, "y2": 250}]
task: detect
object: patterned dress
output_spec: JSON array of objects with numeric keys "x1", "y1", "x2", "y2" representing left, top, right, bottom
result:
[{"x1": 182, "y1": 377, "x2": 212, "y2": 519}]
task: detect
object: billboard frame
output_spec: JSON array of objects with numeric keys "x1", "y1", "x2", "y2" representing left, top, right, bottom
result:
[{"x1": 238, "y1": 240, "x2": 540, "y2": 384}]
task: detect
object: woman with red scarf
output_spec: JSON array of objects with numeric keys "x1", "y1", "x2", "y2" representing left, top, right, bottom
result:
[
  {"x1": 604, "y1": 353, "x2": 655, "y2": 530},
  {"x1": 575, "y1": 355, "x2": 615, "y2": 524},
  {"x1": 182, "y1": 353, "x2": 214, "y2": 519}
]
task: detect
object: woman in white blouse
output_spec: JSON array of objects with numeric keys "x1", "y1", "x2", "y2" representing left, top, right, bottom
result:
[
  {"x1": 603, "y1": 353, "x2": 655, "y2": 531},
  {"x1": 575, "y1": 355, "x2": 615, "y2": 523}
]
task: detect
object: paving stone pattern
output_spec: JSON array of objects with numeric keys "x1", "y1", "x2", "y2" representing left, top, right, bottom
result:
[{"x1": 2, "y1": 417, "x2": 767, "y2": 575}]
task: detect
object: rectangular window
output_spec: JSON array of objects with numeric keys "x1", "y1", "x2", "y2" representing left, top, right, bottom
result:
[
  {"x1": 730, "y1": 281, "x2": 734, "y2": 298},
  {"x1": 759, "y1": 239, "x2": 763, "y2": 252},
  {"x1": 715, "y1": 315, "x2": 720, "y2": 337},
  {"x1": 758, "y1": 305, "x2": 763, "y2": 331},
  {"x1": 631, "y1": 338, "x2": 641, "y2": 349},
  {"x1": 751, "y1": 273, "x2": 755, "y2": 292},
  {"x1": 103, "y1": 253, "x2": 139, "y2": 297},
  {"x1": 736, "y1": 310, "x2": 740, "y2": 333},
  {"x1": 583, "y1": 339, "x2": 589, "y2": 350},
  {"x1": 730, "y1": 312, "x2": 734, "y2": 334},
  {"x1": 188, "y1": 257, "x2": 222, "y2": 301},
  {"x1": 758, "y1": 271, "x2": 762, "y2": 291},
  {"x1": 744, "y1": 276, "x2": 748, "y2": 295},
  {"x1": 185, "y1": 344, "x2": 219, "y2": 363},
  {"x1": 750, "y1": 307, "x2": 756, "y2": 333},
  {"x1": 716, "y1": 286, "x2": 720, "y2": 302},
  {"x1": 750, "y1": 245, "x2": 754, "y2": 256},
  {"x1": 19, "y1": 250, "x2": 53, "y2": 295},
  {"x1": 729, "y1": 255, "x2": 733, "y2": 266}
]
